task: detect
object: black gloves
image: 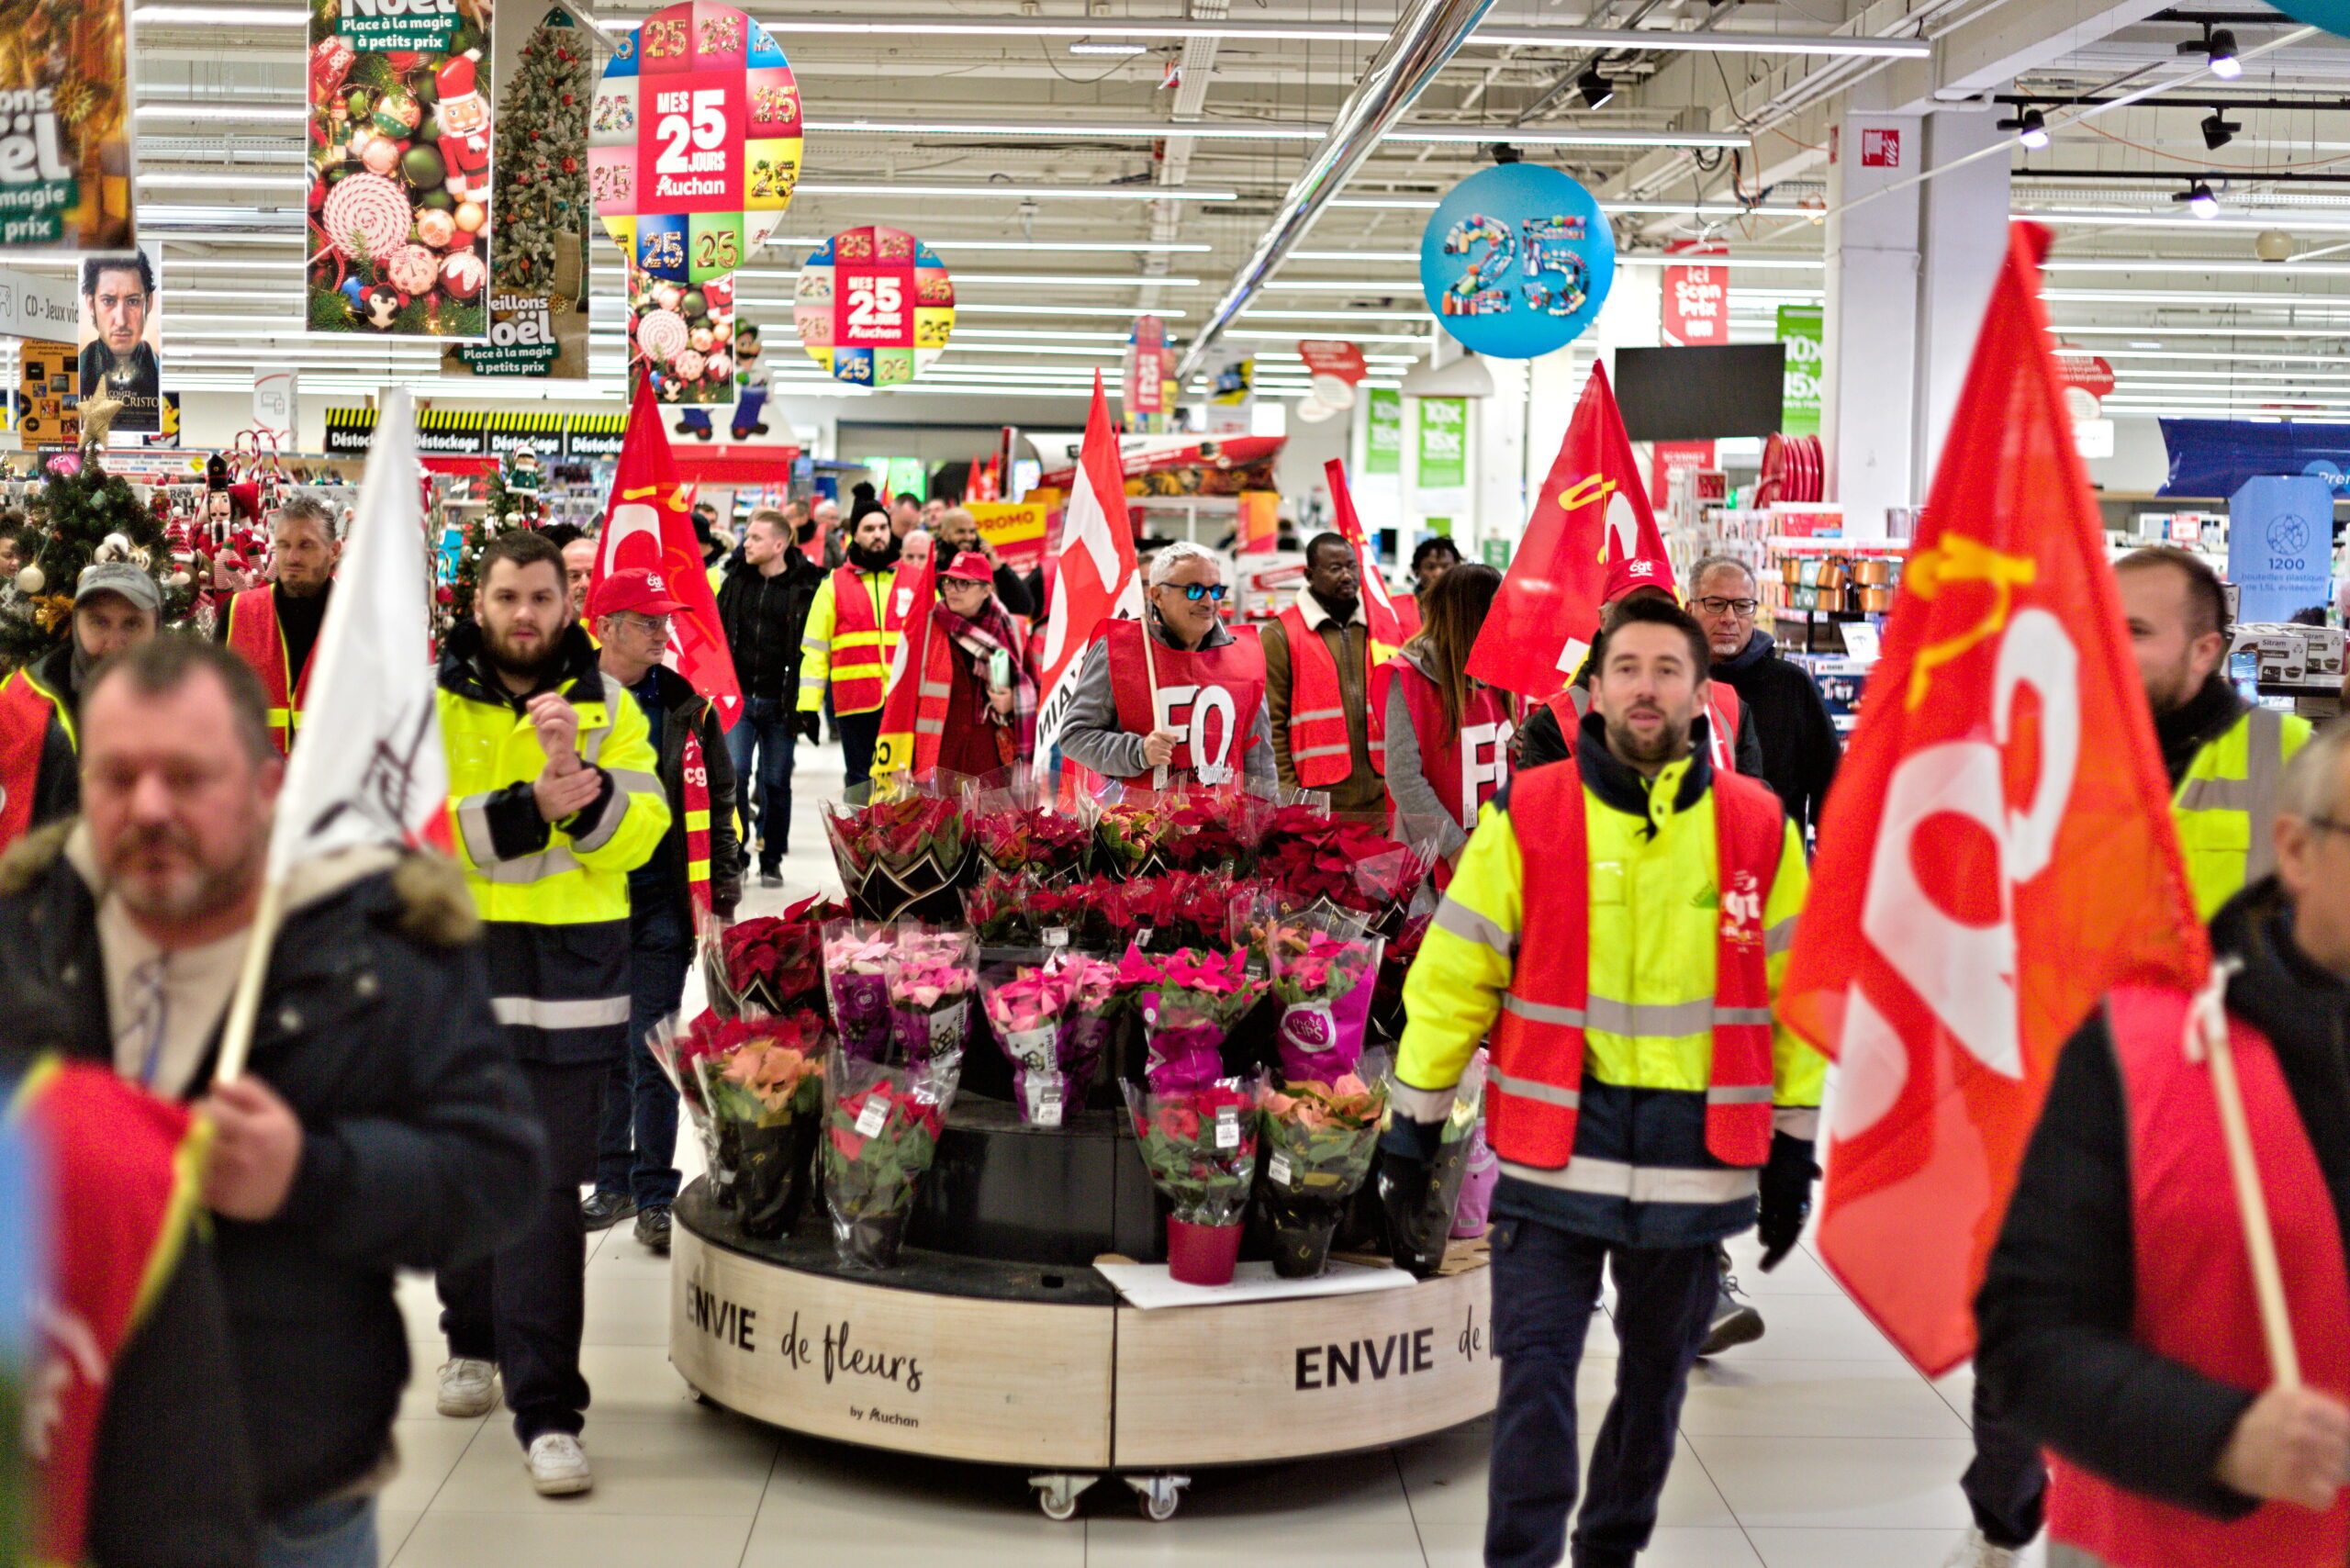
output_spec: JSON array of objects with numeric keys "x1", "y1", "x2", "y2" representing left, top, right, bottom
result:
[
  {"x1": 795, "y1": 709, "x2": 822, "y2": 745},
  {"x1": 1757, "y1": 1130, "x2": 1820, "y2": 1271}
]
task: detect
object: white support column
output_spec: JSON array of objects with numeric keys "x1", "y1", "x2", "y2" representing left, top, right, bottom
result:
[
  {"x1": 1911, "y1": 108, "x2": 2012, "y2": 494},
  {"x1": 1822, "y1": 112, "x2": 1921, "y2": 542}
]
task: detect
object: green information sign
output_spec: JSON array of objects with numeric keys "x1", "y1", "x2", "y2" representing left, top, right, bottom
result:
[
  {"x1": 1482, "y1": 537, "x2": 1511, "y2": 569},
  {"x1": 1366, "y1": 386, "x2": 1403, "y2": 475},
  {"x1": 1777, "y1": 305, "x2": 1822, "y2": 438},
  {"x1": 1416, "y1": 397, "x2": 1468, "y2": 489}
]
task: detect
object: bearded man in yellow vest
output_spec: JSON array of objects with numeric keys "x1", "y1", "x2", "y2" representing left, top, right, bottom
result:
[
  {"x1": 1387, "y1": 594, "x2": 1821, "y2": 1568},
  {"x1": 218, "y1": 496, "x2": 339, "y2": 755},
  {"x1": 798, "y1": 507, "x2": 911, "y2": 786},
  {"x1": 1264, "y1": 532, "x2": 1387, "y2": 823}
]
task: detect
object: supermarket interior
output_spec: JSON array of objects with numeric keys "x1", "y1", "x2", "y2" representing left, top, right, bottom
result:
[{"x1": 7, "y1": 0, "x2": 2350, "y2": 1564}]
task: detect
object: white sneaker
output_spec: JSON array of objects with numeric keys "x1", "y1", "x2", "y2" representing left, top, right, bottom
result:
[
  {"x1": 1942, "y1": 1529, "x2": 2021, "y2": 1568},
  {"x1": 527, "y1": 1432, "x2": 593, "y2": 1495},
  {"x1": 435, "y1": 1358, "x2": 498, "y2": 1418}
]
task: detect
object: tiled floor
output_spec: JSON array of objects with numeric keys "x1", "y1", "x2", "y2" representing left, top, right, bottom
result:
[{"x1": 376, "y1": 738, "x2": 2044, "y2": 1567}]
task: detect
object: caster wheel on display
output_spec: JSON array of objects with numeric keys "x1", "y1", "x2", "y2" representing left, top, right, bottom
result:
[
  {"x1": 1127, "y1": 1474, "x2": 1189, "y2": 1522},
  {"x1": 1028, "y1": 1473, "x2": 1098, "y2": 1521}
]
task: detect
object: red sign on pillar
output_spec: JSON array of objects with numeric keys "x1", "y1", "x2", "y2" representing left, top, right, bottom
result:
[
  {"x1": 1861, "y1": 127, "x2": 1902, "y2": 167},
  {"x1": 1649, "y1": 439, "x2": 1717, "y2": 506},
  {"x1": 1661, "y1": 241, "x2": 1729, "y2": 347}
]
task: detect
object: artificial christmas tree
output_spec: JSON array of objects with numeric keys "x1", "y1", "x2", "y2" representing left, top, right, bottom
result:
[
  {"x1": 0, "y1": 456, "x2": 184, "y2": 667},
  {"x1": 442, "y1": 449, "x2": 550, "y2": 627},
  {"x1": 495, "y1": 11, "x2": 589, "y2": 300}
]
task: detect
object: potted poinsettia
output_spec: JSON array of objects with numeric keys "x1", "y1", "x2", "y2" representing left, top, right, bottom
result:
[
  {"x1": 1124, "y1": 1073, "x2": 1263, "y2": 1285},
  {"x1": 821, "y1": 1048, "x2": 961, "y2": 1270},
  {"x1": 666, "y1": 1009, "x2": 830, "y2": 1238},
  {"x1": 1258, "y1": 1052, "x2": 1390, "y2": 1277}
]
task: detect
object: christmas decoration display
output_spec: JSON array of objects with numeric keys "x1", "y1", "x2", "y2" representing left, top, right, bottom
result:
[
  {"x1": 306, "y1": 0, "x2": 495, "y2": 338},
  {"x1": 588, "y1": 0, "x2": 801, "y2": 286},
  {"x1": 448, "y1": 6, "x2": 594, "y2": 380},
  {"x1": 0, "y1": 0, "x2": 134, "y2": 250},
  {"x1": 0, "y1": 455, "x2": 185, "y2": 666},
  {"x1": 442, "y1": 447, "x2": 549, "y2": 625},
  {"x1": 793, "y1": 227, "x2": 956, "y2": 387},
  {"x1": 630, "y1": 267, "x2": 737, "y2": 403}
]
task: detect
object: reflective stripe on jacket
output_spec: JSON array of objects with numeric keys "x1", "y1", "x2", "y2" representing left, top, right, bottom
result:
[
  {"x1": 798, "y1": 565, "x2": 907, "y2": 716},
  {"x1": 225, "y1": 586, "x2": 309, "y2": 755},
  {"x1": 1393, "y1": 711, "x2": 1819, "y2": 1247},
  {"x1": 2174, "y1": 704, "x2": 2311, "y2": 920}
]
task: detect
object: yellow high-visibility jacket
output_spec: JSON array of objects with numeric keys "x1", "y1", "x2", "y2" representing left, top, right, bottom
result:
[
  {"x1": 2174, "y1": 703, "x2": 2311, "y2": 920},
  {"x1": 797, "y1": 566, "x2": 910, "y2": 718}
]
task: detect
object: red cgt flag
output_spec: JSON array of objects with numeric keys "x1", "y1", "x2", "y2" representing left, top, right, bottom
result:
[
  {"x1": 1465, "y1": 362, "x2": 1662, "y2": 699},
  {"x1": 594, "y1": 373, "x2": 744, "y2": 729},
  {"x1": 1779, "y1": 223, "x2": 2208, "y2": 1377},
  {"x1": 1326, "y1": 456, "x2": 1418, "y2": 662}
]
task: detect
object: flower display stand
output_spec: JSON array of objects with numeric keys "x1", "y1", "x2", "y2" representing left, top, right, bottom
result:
[{"x1": 669, "y1": 1102, "x2": 1497, "y2": 1520}]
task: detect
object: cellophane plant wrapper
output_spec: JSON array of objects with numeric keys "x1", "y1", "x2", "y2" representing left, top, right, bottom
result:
[
  {"x1": 703, "y1": 894, "x2": 846, "y2": 1020},
  {"x1": 822, "y1": 918, "x2": 897, "y2": 1062},
  {"x1": 1117, "y1": 946, "x2": 1267, "y2": 1092},
  {"x1": 887, "y1": 924, "x2": 978, "y2": 1066},
  {"x1": 821, "y1": 1047, "x2": 962, "y2": 1270},
  {"x1": 979, "y1": 950, "x2": 1122, "y2": 1127},
  {"x1": 1266, "y1": 913, "x2": 1384, "y2": 1085},
  {"x1": 1124, "y1": 1073, "x2": 1263, "y2": 1226},
  {"x1": 662, "y1": 1009, "x2": 829, "y2": 1236},
  {"x1": 1259, "y1": 1049, "x2": 1391, "y2": 1276}
]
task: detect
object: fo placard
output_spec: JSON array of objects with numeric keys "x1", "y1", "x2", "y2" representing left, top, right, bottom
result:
[
  {"x1": 1419, "y1": 163, "x2": 1614, "y2": 358},
  {"x1": 793, "y1": 228, "x2": 955, "y2": 387},
  {"x1": 308, "y1": 0, "x2": 496, "y2": 339},
  {"x1": 0, "y1": 0, "x2": 134, "y2": 252},
  {"x1": 591, "y1": 1, "x2": 801, "y2": 284}
]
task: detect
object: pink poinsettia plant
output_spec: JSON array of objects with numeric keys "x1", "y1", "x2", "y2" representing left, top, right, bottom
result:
[{"x1": 1118, "y1": 946, "x2": 1268, "y2": 1092}]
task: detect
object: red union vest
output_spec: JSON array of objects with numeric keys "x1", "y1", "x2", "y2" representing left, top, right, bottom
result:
[
  {"x1": 1277, "y1": 603, "x2": 1378, "y2": 789},
  {"x1": 1543, "y1": 683, "x2": 1741, "y2": 773},
  {"x1": 1372, "y1": 655, "x2": 1514, "y2": 833},
  {"x1": 14, "y1": 1057, "x2": 201, "y2": 1568},
  {"x1": 225, "y1": 586, "x2": 314, "y2": 756},
  {"x1": 825, "y1": 565, "x2": 909, "y2": 716},
  {"x1": 681, "y1": 712, "x2": 714, "y2": 919},
  {"x1": 2047, "y1": 987, "x2": 2350, "y2": 1568},
  {"x1": 0, "y1": 662, "x2": 70, "y2": 851},
  {"x1": 1102, "y1": 617, "x2": 1266, "y2": 787},
  {"x1": 1485, "y1": 760, "x2": 1784, "y2": 1170}
]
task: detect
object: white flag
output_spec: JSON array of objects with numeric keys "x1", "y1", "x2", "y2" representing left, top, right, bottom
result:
[
  {"x1": 1034, "y1": 373, "x2": 1142, "y2": 756},
  {"x1": 265, "y1": 387, "x2": 452, "y2": 878}
]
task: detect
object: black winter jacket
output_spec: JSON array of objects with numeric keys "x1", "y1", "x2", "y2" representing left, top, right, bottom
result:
[
  {"x1": 1707, "y1": 631, "x2": 1843, "y2": 833},
  {"x1": 1976, "y1": 879, "x2": 2350, "y2": 1522},
  {"x1": 639, "y1": 663, "x2": 744, "y2": 920},
  {"x1": 0, "y1": 825, "x2": 547, "y2": 1518},
  {"x1": 716, "y1": 553, "x2": 825, "y2": 703}
]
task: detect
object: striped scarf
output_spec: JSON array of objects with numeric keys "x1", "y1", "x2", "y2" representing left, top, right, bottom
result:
[{"x1": 934, "y1": 599, "x2": 1037, "y2": 762}]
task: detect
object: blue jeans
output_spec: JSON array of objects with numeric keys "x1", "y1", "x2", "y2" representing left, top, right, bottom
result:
[
  {"x1": 259, "y1": 1495, "x2": 375, "y2": 1568},
  {"x1": 1485, "y1": 1216, "x2": 1718, "y2": 1568},
  {"x1": 728, "y1": 696, "x2": 798, "y2": 871},
  {"x1": 595, "y1": 899, "x2": 692, "y2": 1208}
]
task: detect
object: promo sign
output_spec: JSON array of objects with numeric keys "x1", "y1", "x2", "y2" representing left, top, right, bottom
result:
[
  {"x1": 1661, "y1": 241, "x2": 1728, "y2": 347},
  {"x1": 1419, "y1": 163, "x2": 1615, "y2": 358},
  {"x1": 1365, "y1": 386, "x2": 1403, "y2": 476},
  {"x1": 1416, "y1": 397, "x2": 1468, "y2": 489},
  {"x1": 792, "y1": 227, "x2": 955, "y2": 387},
  {"x1": 1123, "y1": 313, "x2": 1170, "y2": 431},
  {"x1": 2229, "y1": 475, "x2": 2334, "y2": 624},
  {"x1": 591, "y1": 1, "x2": 801, "y2": 285},
  {"x1": 16, "y1": 339, "x2": 76, "y2": 444},
  {"x1": 0, "y1": 0, "x2": 134, "y2": 252},
  {"x1": 308, "y1": 0, "x2": 495, "y2": 338},
  {"x1": 1777, "y1": 305, "x2": 1822, "y2": 438},
  {"x1": 1298, "y1": 340, "x2": 1366, "y2": 411}
]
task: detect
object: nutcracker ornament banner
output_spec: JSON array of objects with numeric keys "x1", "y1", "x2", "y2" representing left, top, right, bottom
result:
[
  {"x1": 0, "y1": 0, "x2": 134, "y2": 252},
  {"x1": 307, "y1": 0, "x2": 497, "y2": 339},
  {"x1": 447, "y1": 4, "x2": 593, "y2": 379},
  {"x1": 629, "y1": 264, "x2": 738, "y2": 404},
  {"x1": 589, "y1": 1, "x2": 801, "y2": 284},
  {"x1": 793, "y1": 226, "x2": 955, "y2": 387}
]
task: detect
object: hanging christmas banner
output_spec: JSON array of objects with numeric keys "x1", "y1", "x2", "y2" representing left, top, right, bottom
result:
[
  {"x1": 629, "y1": 264, "x2": 738, "y2": 403},
  {"x1": 307, "y1": 0, "x2": 495, "y2": 339},
  {"x1": 792, "y1": 226, "x2": 955, "y2": 387},
  {"x1": 447, "y1": 4, "x2": 593, "y2": 379},
  {"x1": 1418, "y1": 162, "x2": 1614, "y2": 358},
  {"x1": 589, "y1": 1, "x2": 801, "y2": 284},
  {"x1": 0, "y1": 0, "x2": 134, "y2": 252}
]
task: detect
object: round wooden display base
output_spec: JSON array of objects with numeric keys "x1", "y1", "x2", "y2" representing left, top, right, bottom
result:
[{"x1": 670, "y1": 1181, "x2": 1498, "y2": 1518}]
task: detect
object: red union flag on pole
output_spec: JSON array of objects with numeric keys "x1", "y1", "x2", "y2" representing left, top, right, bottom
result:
[
  {"x1": 1778, "y1": 223, "x2": 2208, "y2": 1377},
  {"x1": 1035, "y1": 372, "x2": 1142, "y2": 756},
  {"x1": 1326, "y1": 457, "x2": 1418, "y2": 662},
  {"x1": 1465, "y1": 363, "x2": 1660, "y2": 699},
  {"x1": 595, "y1": 372, "x2": 743, "y2": 727}
]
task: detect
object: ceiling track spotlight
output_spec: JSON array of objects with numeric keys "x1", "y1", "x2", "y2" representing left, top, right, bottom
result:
[
  {"x1": 2202, "y1": 106, "x2": 2242, "y2": 151},
  {"x1": 2179, "y1": 24, "x2": 2243, "y2": 79},
  {"x1": 1489, "y1": 141, "x2": 1523, "y2": 164},
  {"x1": 1577, "y1": 69, "x2": 1617, "y2": 111},
  {"x1": 1998, "y1": 107, "x2": 2052, "y2": 149},
  {"x1": 2174, "y1": 179, "x2": 2222, "y2": 219}
]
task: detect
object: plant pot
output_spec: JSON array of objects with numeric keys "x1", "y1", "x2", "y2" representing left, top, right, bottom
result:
[
  {"x1": 710, "y1": 1117, "x2": 746, "y2": 1211},
  {"x1": 1167, "y1": 1216, "x2": 1244, "y2": 1286},
  {"x1": 734, "y1": 1115, "x2": 820, "y2": 1240},
  {"x1": 1382, "y1": 1135, "x2": 1474, "y2": 1280},
  {"x1": 1269, "y1": 1204, "x2": 1341, "y2": 1278},
  {"x1": 833, "y1": 1207, "x2": 912, "y2": 1271}
]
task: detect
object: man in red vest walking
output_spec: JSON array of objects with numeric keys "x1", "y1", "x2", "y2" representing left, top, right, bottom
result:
[
  {"x1": 1264, "y1": 532, "x2": 1386, "y2": 823},
  {"x1": 219, "y1": 496, "x2": 339, "y2": 755},
  {"x1": 1975, "y1": 722, "x2": 2350, "y2": 1568},
  {"x1": 1388, "y1": 595, "x2": 1820, "y2": 1568}
]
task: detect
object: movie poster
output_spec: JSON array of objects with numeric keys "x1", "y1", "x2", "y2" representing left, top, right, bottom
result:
[
  {"x1": 75, "y1": 240, "x2": 162, "y2": 433},
  {"x1": 447, "y1": 3, "x2": 592, "y2": 378},
  {"x1": 0, "y1": 0, "x2": 134, "y2": 252},
  {"x1": 307, "y1": 0, "x2": 494, "y2": 338}
]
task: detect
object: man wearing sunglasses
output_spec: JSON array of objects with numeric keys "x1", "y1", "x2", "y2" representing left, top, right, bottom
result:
[
  {"x1": 1058, "y1": 541, "x2": 1274, "y2": 789},
  {"x1": 1688, "y1": 556, "x2": 1842, "y2": 837}
]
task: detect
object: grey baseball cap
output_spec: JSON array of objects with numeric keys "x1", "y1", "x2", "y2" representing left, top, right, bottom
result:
[{"x1": 75, "y1": 561, "x2": 162, "y2": 618}]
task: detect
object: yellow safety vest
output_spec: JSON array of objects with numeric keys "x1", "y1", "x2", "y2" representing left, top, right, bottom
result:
[{"x1": 2173, "y1": 704, "x2": 2312, "y2": 921}]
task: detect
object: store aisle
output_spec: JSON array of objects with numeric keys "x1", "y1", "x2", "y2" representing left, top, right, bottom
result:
[{"x1": 375, "y1": 740, "x2": 2045, "y2": 1568}]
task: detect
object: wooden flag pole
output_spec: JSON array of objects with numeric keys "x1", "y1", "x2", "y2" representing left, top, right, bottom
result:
[
  {"x1": 1142, "y1": 599, "x2": 1167, "y2": 792},
  {"x1": 2190, "y1": 960, "x2": 2303, "y2": 1389},
  {"x1": 211, "y1": 877, "x2": 289, "y2": 1085}
]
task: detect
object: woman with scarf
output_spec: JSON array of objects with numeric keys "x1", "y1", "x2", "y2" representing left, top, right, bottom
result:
[
  {"x1": 922, "y1": 552, "x2": 1036, "y2": 778},
  {"x1": 1375, "y1": 563, "x2": 1510, "y2": 868}
]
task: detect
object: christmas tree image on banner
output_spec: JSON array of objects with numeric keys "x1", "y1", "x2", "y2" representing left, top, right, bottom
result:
[
  {"x1": 448, "y1": 6, "x2": 593, "y2": 379},
  {"x1": 0, "y1": 456, "x2": 186, "y2": 667}
]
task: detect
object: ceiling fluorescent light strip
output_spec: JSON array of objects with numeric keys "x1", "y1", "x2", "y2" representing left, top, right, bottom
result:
[{"x1": 800, "y1": 116, "x2": 1746, "y2": 149}]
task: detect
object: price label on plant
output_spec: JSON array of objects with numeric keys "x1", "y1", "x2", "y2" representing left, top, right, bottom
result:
[
  {"x1": 1043, "y1": 926, "x2": 1069, "y2": 948},
  {"x1": 589, "y1": 0, "x2": 802, "y2": 284},
  {"x1": 793, "y1": 226, "x2": 956, "y2": 387},
  {"x1": 1215, "y1": 1106, "x2": 1240, "y2": 1149},
  {"x1": 855, "y1": 1097, "x2": 890, "y2": 1138},
  {"x1": 1268, "y1": 1153, "x2": 1292, "y2": 1186}
]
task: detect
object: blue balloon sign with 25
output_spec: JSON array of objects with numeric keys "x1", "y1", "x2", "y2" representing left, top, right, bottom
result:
[{"x1": 1419, "y1": 163, "x2": 1615, "y2": 358}]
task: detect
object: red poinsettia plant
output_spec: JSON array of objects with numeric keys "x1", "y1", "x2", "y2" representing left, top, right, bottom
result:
[
  {"x1": 715, "y1": 894, "x2": 847, "y2": 1016},
  {"x1": 827, "y1": 791, "x2": 968, "y2": 879},
  {"x1": 972, "y1": 806, "x2": 1093, "y2": 880}
]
